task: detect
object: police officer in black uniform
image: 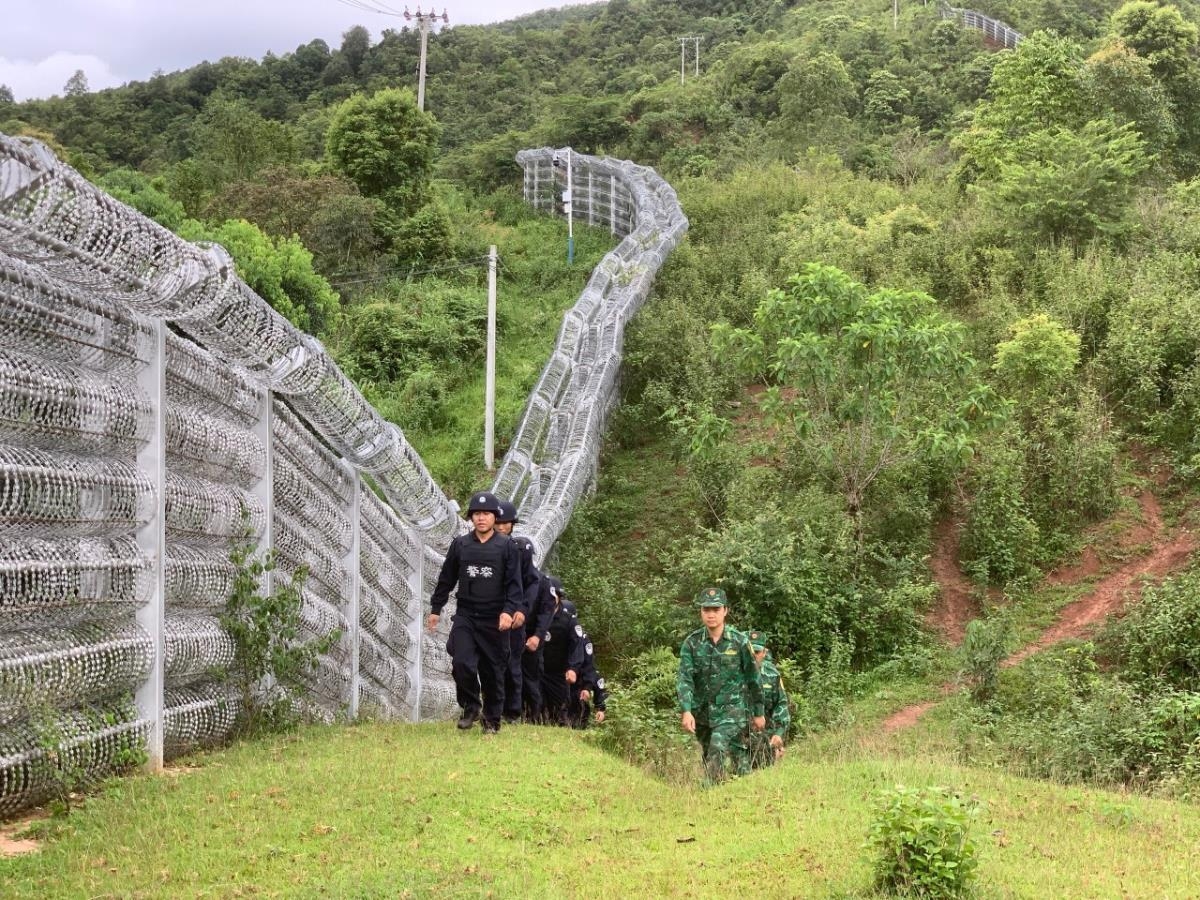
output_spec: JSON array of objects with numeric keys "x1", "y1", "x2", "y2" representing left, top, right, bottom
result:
[
  {"x1": 494, "y1": 501, "x2": 554, "y2": 724},
  {"x1": 569, "y1": 631, "x2": 607, "y2": 728},
  {"x1": 426, "y1": 491, "x2": 524, "y2": 734},
  {"x1": 494, "y1": 501, "x2": 532, "y2": 724},
  {"x1": 540, "y1": 576, "x2": 586, "y2": 726}
]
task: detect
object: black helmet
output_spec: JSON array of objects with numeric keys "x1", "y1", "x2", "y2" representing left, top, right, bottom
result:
[
  {"x1": 466, "y1": 491, "x2": 502, "y2": 515},
  {"x1": 496, "y1": 499, "x2": 519, "y2": 524},
  {"x1": 547, "y1": 575, "x2": 565, "y2": 599}
]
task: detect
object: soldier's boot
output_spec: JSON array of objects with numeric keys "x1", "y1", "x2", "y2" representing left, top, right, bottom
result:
[{"x1": 457, "y1": 708, "x2": 481, "y2": 730}]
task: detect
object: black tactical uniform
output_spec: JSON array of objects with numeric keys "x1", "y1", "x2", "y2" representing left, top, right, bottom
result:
[
  {"x1": 541, "y1": 582, "x2": 586, "y2": 726},
  {"x1": 521, "y1": 573, "x2": 556, "y2": 721},
  {"x1": 569, "y1": 633, "x2": 607, "y2": 729},
  {"x1": 497, "y1": 500, "x2": 544, "y2": 723},
  {"x1": 429, "y1": 492, "x2": 524, "y2": 732}
]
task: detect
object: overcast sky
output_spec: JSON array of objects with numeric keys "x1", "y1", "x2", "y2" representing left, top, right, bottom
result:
[{"x1": 0, "y1": 0, "x2": 598, "y2": 101}]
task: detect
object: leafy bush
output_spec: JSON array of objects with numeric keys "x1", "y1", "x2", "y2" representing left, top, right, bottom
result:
[
  {"x1": 960, "y1": 615, "x2": 1012, "y2": 705},
  {"x1": 587, "y1": 648, "x2": 697, "y2": 782},
  {"x1": 961, "y1": 440, "x2": 1041, "y2": 584},
  {"x1": 866, "y1": 785, "x2": 981, "y2": 898},
  {"x1": 1110, "y1": 567, "x2": 1200, "y2": 693}
]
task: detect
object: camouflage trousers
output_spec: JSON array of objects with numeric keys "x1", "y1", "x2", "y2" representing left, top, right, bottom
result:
[
  {"x1": 749, "y1": 734, "x2": 779, "y2": 770},
  {"x1": 695, "y1": 720, "x2": 750, "y2": 783}
]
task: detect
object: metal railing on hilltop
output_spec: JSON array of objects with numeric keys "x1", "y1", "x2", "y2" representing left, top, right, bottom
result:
[{"x1": 0, "y1": 134, "x2": 686, "y2": 815}]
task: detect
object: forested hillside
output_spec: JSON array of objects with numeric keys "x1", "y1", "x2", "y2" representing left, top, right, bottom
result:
[{"x1": 8, "y1": 0, "x2": 1200, "y2": 802}]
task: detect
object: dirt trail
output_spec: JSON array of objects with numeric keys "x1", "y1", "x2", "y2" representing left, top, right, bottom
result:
[
  {"x1": 926, "y1": 519, "x2": 979, "y2": 645},
  {"x1": 882, "y1": 489, "x2": 1194, "y2": 734}
]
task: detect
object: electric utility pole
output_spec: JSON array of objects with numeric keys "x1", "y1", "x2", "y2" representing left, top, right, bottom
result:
[
  {"x1": 404, "y1": 6, "x2": 449, "y2": 111},
  {"x1": 485, "y1": 244, "x2": 497, "y2": 470}
]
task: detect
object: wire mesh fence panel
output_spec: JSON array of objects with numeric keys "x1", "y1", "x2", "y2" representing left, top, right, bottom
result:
[{"x1": 0, "y1": 133, "x2": 685, "y2": 814}]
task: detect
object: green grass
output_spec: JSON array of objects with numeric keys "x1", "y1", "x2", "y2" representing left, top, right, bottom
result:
[{"x1": 4, "y1": 721, "x2": 1200, "y2": 898}]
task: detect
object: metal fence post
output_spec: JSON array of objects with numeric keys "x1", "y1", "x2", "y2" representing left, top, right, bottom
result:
[
  {"x1": 588, "y1": 170, "x2": 595, "y2": 226},
  {"x1": 409, "y1": 544, "x2": 423, "y2": 723},
  {"x1": 610, "y1": 176, "x2": 618, "y2": 236},
  {"x1": 134, "y1": 319, "x2": 165, "y2": 772},
  {"x1": 253, "y1": 396, "x2": 274, "y2": 599},
  {"x1": 342, "y1": 462, "x2": 362, "y2": 719}
]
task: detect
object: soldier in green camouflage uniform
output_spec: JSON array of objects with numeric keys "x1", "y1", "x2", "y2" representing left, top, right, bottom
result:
[
  {"x1": 677, "y1": 587, "x2": 765, "y2": 783},
  {"x1": 747, "y1": 630, "x2": 790, "y2": 769}
]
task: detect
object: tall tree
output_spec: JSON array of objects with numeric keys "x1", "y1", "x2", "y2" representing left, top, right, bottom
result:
[
  {"x1": 714, "y1": 263, "x2": 997, "y2": 549},
  {"x1": 325, "y1": 88, "x2": 439, "y2": 218},
  {"x1": 63, "y1": 69, "x2": 89, "y2": 97}
]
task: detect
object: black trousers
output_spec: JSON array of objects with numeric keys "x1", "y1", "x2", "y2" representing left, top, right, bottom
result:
[
  {"x1": 449, "y1": 615, "x2": 509, "y2": 727},
  {"x1": 503, "y1": 628, "x2": 525, "y2": 718},
  {"x1": 541, "y1": 668, "x2": 570, "y2": 726},
  {"x1": 521, "y1": 641, "x2": 545, "y2": 721}
]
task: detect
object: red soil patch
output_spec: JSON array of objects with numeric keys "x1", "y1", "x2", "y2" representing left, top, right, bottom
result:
[
  {"x1": 884, "y1": 486, "x2": 1195, "y2": 734},
  {"x1": 882, "y1": 700, "x2": 939, "y2": 733},
  {"x1": 926, "y1": 518, "x2": 980, "y2": 644},
  {"x1": 1004, "y1": 529, "x2": 1195, "y2": 667},
  {"x1": 0, "y1": 813, "x2": 45, "y2": 857},
  {"x1": 1046, "y1": 545, "x2": 1102, "y2": 585}
]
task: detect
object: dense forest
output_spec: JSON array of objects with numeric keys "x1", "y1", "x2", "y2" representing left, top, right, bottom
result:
[{"x1": 9, "y1": 0, "x2": 1200, "y2": 796}]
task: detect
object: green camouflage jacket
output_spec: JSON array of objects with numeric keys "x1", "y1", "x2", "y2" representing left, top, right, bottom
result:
[
  {"x1": 759, "y1": 656, "x2": 791, "y2": 740},
  {"x1": 677, "y1": 626, "x2": 764, "y2": 723}
]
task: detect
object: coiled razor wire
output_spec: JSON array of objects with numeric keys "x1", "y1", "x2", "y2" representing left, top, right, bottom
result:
[{"x1": 0, "y1": 133, "x2": 685, "y2": 812}]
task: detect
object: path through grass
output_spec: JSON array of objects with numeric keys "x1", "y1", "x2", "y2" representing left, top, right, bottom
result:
[{"x1": 4, "y1": 721, "x2": 1200, "y2": 898}]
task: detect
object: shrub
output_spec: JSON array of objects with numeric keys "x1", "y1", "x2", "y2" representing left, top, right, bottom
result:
[
  {"x1": 588, "y1": 647, "x2": 698, "y2": 782},
  {"x1": 1110, "y1": 566, "x2": 1200, "y2": 692},
  {"x1": 866, "y1": 785, "x2": 981, "y2": 898},
  {"x1": 960, "y1": 615, "x2": 1012, "y2": 705}
]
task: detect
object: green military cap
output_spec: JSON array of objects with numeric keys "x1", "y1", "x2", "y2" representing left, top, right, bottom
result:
[
  {"x1": 748, "y1": 630, "x2": 768, "y2": 651},
  {"x1": 695, "y1": 586, "x2": 727, "y2": 608}
]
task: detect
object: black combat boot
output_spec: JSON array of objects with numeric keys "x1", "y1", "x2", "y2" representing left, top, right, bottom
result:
[{"x1": 457, "y1": 708, "x2": 480, "y2": 730}]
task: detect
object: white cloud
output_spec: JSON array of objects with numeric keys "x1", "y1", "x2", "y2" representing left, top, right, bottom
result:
[{"x1": 0, "y1": 52, "x2": 128, "y2": 102}]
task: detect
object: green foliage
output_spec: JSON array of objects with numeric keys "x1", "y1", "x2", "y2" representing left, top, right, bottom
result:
[
  {"x1": 325, "y1": 88, "x2": 440, "y2": 218},
  {"x1": 96, "y1": 168, "x2": 187, "y2": 230},
  {"x1": 866, "y1": 785, "x2": 981, "y2": 898},
  {"x1": 203, "y1": 168, "x2": 381, "y2": 276},
  {"x1": 1111, "y1": 566, "x2": 1200, "y2": 692},
  {"x1": 181, "y1": 218, "x2": 340, "y2": 335},
  {"x1": 978, "y1": 119, "x2": 1151, "y2": 243},
  {"x1": 587, "y1": 647, "x2": 696, "y2": 781},
  {"x1": 715, "y1": 263, "x2": 998, "y2": 546},
  {"x1": 961, "y1": 616, "x2": 1013, "y2": 704},
  {"x1": 962, "y1": 439, "x2": 1042, "y2": 583},
  {"x1": 220, "y1": 536, "x2": 339, "y2": 736},
  {"x1": 343, "y1": 289, "x2": 488, "y2": 385},
  {"x1": 23, "y1": 696, "x2": 147, "y2": 818},
  {"x1": 993, "y1": 313, "x2": 1081, "y2": 407},
  {"x1": 1111, "y1": 1, "x2": 1199, "y2": 83}
]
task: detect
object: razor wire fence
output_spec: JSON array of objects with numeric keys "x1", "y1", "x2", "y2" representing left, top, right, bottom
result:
[
  {"x1": 938, "y1": 1, "x2": 1023, "y2": 48},
  {"x1": 0, "y1": 134, "x2": 686, "y2": 815}
]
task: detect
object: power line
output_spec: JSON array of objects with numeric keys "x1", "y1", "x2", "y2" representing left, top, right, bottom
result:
[{"x1": 328, "y1": 255, "x2": 493, "y2": 288}]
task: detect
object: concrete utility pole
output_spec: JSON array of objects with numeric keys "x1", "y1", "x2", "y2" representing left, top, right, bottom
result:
[
  {"x1": 484, "y1": 244, "x2": 497, "y2": 470},
  {"x1": 403, "y1": 6, "x2": 449, "y2": 111}
]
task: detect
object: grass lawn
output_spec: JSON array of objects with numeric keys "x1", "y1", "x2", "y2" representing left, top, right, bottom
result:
[{"x1": 4, "y1": 720, "x2": 1200, "y2": 899}]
